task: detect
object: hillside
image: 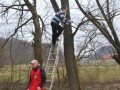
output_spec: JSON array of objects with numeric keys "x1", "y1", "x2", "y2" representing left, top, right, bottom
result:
[
  {"x1": 0, "y1": 37, "x2": 64, "y2": 67},
  {"x1": 89, "y1": 46, "x2": 116, "y2": 60},
  {"x1": 0, "y1": 37, "x2": 33, "y2": 67}
]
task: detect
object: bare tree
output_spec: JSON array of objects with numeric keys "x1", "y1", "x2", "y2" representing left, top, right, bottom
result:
[
  {"x1": 24, "y1": 0, "x2": 43, "y2": 65},
  {"x1": 0, "y1": 0, "x2": 43, "y2": 65},
  {"x1": 75, "y1": 0, "x2": 120, "y2": 64},
  {"x1": 50, "y1": 0, "x2": 82, "y2": 90}
]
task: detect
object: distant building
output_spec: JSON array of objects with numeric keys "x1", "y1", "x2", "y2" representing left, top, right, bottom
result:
[{"x1": 101, "y1": 54, "x2": 113, "y2": 60}]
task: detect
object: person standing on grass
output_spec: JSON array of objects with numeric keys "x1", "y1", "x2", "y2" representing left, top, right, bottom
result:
[
  {"x1": 51, "y1": 8, "x2": 67, "y2": 46},
  {"x1": 27, "y1": 60, "x2": 46, "y2": 90}
]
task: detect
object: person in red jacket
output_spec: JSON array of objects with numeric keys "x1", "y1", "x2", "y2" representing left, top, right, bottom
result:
[{"x1": 27, "y1": 60, "x2": 46, "y2": 90}]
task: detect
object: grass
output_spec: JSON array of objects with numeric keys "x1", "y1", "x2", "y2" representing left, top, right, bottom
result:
[
  {"x1": 0, "y1": 65, "x2": 30, "y2": 84},
  {"x1": 78, "y1": 60, "x2": 120, "y2": 82},
  {"x1": 0, "y1": 61, "x2": 120, "y2": 89},
  {"x1": 78, "y1": 66, "x2": 120, "y2": 83}
]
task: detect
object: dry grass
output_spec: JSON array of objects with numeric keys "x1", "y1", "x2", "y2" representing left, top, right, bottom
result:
[
  {"x1": 0, "y1": 61, "x2": 120, "y2": 90},
  {"x1": 0, "y1": 65, "x2": 30, "y2": 87},
  {"x1": 78, "y1": 66, "x2": 120, "y2": 83}
]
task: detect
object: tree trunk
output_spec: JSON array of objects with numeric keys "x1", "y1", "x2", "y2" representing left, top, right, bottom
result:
[
  {"x1": 33, "y1": 14, "x2": 42, "y2": 65},
  {"x1": 64, "y1": 25, "x2": 82, "y2": 90},
  {"x1": 50, "y1": 0, "x2": 82, "y2": 89},
  {"x1": 112, "y1": 52, "x2": 120, "y2": 64},
  {"x1": 75, "y1": 0, "x2": 120, "y2": 65},
  {"x1": 24, "y1": 0, "x2": 42, "y2": 65},
  {"x1": 62, "y1": 0, "x2": 82, "y2": 90},
  {"x1": 50, "y1": 0, "x2": 60, "y2": 12}
]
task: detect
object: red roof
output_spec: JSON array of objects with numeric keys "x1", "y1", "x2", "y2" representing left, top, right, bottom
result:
[{"x1": 101, "y1": 54, "x2": 113, "y2": 60}]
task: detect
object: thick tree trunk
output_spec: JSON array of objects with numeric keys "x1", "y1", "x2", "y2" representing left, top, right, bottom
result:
[
  {"x1": 75, "y1": 0, "x2": 120, "y2": 65},
  {"x1": 112, "y1": 52, "x2": 120, "y2": 65},
  {"x1": 50, "y1": 0, "x2": 82, "y2": 89},
  {"x1": 62, "y1": 0, "x2": 82, "y2": 90},
  {"x1": 24, "y1": 0, "x2": 42, "y2": 65},
  {"x1": 50, "y1": 0, "x2": 60, "y2": 12},
  {"x1": 32, "y1": 15, "x2": 42, "y2": 65},
  {"x1": 64, "y1": 25, "x2": 82, "y2": 90}
]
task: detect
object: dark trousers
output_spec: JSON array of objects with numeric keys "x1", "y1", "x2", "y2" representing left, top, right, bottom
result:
[{"x1": 51, "y1": 22, "x2": 63, "y2": 45}]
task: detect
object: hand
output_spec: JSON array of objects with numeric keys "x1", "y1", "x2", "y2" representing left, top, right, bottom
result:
[
  {"x1": 66, "y1": 20, "x2": 73, "y2": 25},
  {"x1": 67, "y1": 20, "x2": 73, "y2": 23},
  {"x1": 27, "y1": 89, "x2": 29, "y2": 90},
  {"x1": 37, "y1": 87, "x2": 41, "y2": 90}
]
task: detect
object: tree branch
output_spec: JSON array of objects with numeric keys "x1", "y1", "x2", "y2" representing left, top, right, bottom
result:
[
  {"x1": 96, "y1": 0, "x2": 120, "y2": 45},
  {"x1": 50, "y1": 0, "x2": 60, "y2": 12},
  {"x1": 0, "y1": 3, "x2": 27, "y2": 13},
  {"x1": 73, "y1": 18, "x2": 89, "y2": 36},
  {"x1": 2, "y1": 17, "x2": 32, "y2": 48}
]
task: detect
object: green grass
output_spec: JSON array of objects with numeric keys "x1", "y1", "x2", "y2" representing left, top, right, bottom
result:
[
  {"x1": 77, "y1": 60, "x2": 120, "y2": 83},
  {"x1": 78, "y1": 66, "x2": 120, "y2": 83},
  {"x1": 57, "y1": 61, "x2": 120, "y2": 84},
  {"x1": 0, "y1": 61, "x2": 120, "y2": 85},
  {"x1": 0, "y1": 65, "x2": 30, "y2": 84}
]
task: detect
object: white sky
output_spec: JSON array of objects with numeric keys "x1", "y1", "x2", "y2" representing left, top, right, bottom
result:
[{"x1": 0, "y1": 0, "x2": 120, "y2": 53}]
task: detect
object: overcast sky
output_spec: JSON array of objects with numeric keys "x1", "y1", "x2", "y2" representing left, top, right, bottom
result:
[{"x1": 0, "y1": 0, "x2": 120, "y2": 52}]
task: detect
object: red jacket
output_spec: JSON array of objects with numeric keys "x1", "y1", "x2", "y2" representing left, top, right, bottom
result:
[{"x1": 28, "y1": 66, "x2": 46, "y2": 90}]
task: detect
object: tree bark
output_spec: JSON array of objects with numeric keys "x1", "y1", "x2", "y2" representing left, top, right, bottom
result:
[
  {"x1": 64, "y1": 25, "x2": 82, "y2": 90},
  {"x1": 50, "y1": 0, "x2": 60, "y2": 12},
  {"x1": 75, "y1": 0, "x2": 120, "y2": 65},
  {"x1": 50, "y1": 0, "x2": 82, "y2": 89},
  {"x1": 62, "y1": 0, "x2": 82, "y2": 90},
  {"x1": 24, "y1": 0, "x2": 42, "y2": 65}
]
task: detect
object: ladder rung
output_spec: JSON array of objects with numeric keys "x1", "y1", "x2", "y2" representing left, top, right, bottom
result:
[
  {"x1": 46, "y1": 80, "x2": 52, "y2": 82},
  {"x1": 46, "y1": 73, "x2": 52, "y2": 74},
  {"x1": 48, "y1": 59, "x2": 55, "y2": 61},
  {"x1": 50, "y1": 53, "x2": 56, "y2": 54},
  {"x1": 45, "y1": 35, "x2": 62, "y2": 90},
  {"x1": 46, "y1": 66, "x2": 54, "y2": 68},
  {"x1": 44, "y1": 87, "x2": 50, "y2": 89}
]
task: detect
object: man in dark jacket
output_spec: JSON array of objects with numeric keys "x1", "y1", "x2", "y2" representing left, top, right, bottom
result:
[
  {"x1": 27, "y1": 60, "x2": 46, "y2": 90},
  {"x1": 51, "y1": 8, "x2": 67, "y2": 45}
]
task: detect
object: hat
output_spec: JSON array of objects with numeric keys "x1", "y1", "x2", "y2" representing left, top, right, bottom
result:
[{"x1": 30, "y1": 60, "x2": 38, "y2": 64}]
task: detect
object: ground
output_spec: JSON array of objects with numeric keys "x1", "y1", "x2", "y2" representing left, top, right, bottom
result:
[{"x1": 0, "y1": 81, "x2": 120, "y2": 90}]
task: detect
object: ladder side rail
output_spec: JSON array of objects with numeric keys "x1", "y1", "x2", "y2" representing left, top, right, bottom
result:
[
  {"x1": 49, "y1": 40, "x2": 61, "y2": 89},
  {"x1": 45, "y1": 44, "x2": 59, "y2": 90},
  {"x1": 45, "y1": 44, "x2": 54, "y2": 71},
  {"x1": 45, "y1": 34, "x2": 63, "y2": 90},
  {"x1": 49, "y1": 34, "x2": 63, "y2": 89},
  {"x1": 49, "y1": 56, "x2": 59, "y2": 90}
]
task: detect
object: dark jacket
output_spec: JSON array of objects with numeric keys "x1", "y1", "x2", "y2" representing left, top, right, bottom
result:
[{"x1": 28, "y1": 65, "x2": 46, "y2": 89}]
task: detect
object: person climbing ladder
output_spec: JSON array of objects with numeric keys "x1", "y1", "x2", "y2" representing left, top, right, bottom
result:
[{"x1": 51, "y1": 8, "x2": 67, "y2": 46}]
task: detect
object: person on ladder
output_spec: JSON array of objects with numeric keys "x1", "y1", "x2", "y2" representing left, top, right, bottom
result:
[{"x1": 51, "y1": 8, "x2": 67, "y2": 46}]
